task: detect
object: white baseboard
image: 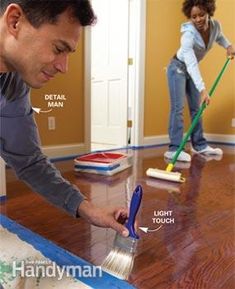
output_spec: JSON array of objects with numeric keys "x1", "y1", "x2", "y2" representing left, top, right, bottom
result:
[
  {"x1": 204, "y1": 133, "x2": 235, "y2": 144},
  {"x1": 143, "y1": 134, "x2": 235, "y2": 147},
  {"x1": 41, "y1": 143, "x2": 87, "y2": 159},
  {"x1": 40, "y1": 134, "x2": 234, "y2": 159},
  {"x1": 143, "y1": 135, "x2": 169, "y2": 146}
]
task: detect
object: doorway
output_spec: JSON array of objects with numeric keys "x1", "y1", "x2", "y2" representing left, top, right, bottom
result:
[{"x1": 84, "y1": 0, "x2": 146, "y2": 152}]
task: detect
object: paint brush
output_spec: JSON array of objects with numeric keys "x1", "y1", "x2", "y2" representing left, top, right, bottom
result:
[{"x1": 101, "y1": 185, "x2": 142, "y2": 280}]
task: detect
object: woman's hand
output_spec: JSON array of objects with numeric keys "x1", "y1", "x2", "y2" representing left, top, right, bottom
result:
[
  {"x1": 200, "y1": 89, "x2": 210, "y2": 106},
  {"x1": 227, "y1": 45, "x2": 235, "y2": 59}
]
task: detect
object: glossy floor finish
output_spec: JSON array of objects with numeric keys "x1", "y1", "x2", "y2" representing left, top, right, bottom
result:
[{"x1": 1, "y1": 145, "x2": 235, "y2": 289}]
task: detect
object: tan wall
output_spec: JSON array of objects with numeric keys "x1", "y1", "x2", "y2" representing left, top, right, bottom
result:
[
  {"x1": 201, "y1": 0, "x2": 235, "y2": 134},
  {"x1": 144, "y1": 0, "x2": 183, "y2": 136},
  {"x1": 144, "y1": 0, "x2": 235, "y2": 137},
  {"x1": 31, "y1": 31, "x2": 85, "y2": 146}
]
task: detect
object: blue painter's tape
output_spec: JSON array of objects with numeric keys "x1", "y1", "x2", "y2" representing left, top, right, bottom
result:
[
  {"x1": 0, "y1": 214, "x2": 136, "y2": 289},
  {"x1": 0, "y1": 195, "x2": 7, "y2": 202},
  {"x1": 74, "y1": 164, "x2": 120, "y2": 171}
]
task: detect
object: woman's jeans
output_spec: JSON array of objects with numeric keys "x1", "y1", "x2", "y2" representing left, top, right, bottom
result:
[{"x1": 167, "y1": 58, "x2": 207, "y2": 152}]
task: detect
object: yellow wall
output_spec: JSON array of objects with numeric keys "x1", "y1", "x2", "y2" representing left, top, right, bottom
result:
[
  {"x1": 144, "y1": 0, "x2": 235, "y2": 137},
  {"x1": 31, "y1": 31, "x2": 85, "y2": 146},
  {"x1": 144, "y1": 0, "x2": 183, "y2": 136},
  {"x1": 201, "y1": 0, "x2": 235, "y2": 134}
]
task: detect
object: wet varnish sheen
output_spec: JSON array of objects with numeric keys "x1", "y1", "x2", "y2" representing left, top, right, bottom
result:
[{"x1": 1, "y1": 145, "x2": 234, "y2": 289}]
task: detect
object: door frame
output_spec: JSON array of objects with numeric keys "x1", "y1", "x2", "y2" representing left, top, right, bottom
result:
[
  {"x1": 0, "y1": 157, "x2": 6, "y2": 198},
  {"x1": 84, "y1": 0, "x2": 146, "y2": 150}
]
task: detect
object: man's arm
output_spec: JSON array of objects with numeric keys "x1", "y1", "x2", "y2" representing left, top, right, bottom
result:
[
  {"x1": 0, "y1": 104, "x2": 86, "y2": 216},
  {"x1": 0, "y1": 89, "x2": 129, "y2": 236}
]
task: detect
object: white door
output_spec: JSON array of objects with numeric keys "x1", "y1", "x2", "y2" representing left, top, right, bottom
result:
[{"x1": 91, "y1": 0, "x2": 129, "y2": 148}]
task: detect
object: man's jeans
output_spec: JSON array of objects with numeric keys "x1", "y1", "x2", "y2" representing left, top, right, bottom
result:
[{"x1": 167, "y1": 58, "x2": 207, "y2": 152}]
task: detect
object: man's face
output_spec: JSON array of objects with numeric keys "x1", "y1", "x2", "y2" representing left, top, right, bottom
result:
[{"x1": 4, "y1": 8, "x2": 81, "y2": 88}]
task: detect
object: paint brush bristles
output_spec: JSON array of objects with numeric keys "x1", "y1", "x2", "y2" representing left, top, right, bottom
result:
[
  {"x1": 102, "y1": 233, "x2": 137, "y2": 279},
  {"x1": 101, "y1": 185, "x2": 143, "y2": 280}
]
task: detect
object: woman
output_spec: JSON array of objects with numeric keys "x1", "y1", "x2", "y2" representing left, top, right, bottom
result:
[{"x1": 165, "y1": 0, "x2": 235, "y2": 162}]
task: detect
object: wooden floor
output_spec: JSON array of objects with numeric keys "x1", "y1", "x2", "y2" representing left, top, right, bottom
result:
[{"x1": 1, "y1": 145, "x2": 235, "y2": 289}]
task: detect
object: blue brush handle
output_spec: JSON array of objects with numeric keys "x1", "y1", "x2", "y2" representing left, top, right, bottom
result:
[{"x1": 125, "y1": 185, "x2": 143, "y2": 239}]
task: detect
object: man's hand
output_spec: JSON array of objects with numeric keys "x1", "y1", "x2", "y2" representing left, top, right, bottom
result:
[{"x1": 77, "y1": 200, "x2": 129, "y2": 237}]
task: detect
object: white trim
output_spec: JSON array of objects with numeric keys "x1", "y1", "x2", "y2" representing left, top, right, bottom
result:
[
  {"x1": 204, "y1": 133, "x2": 235, "y2": 144},
  {"x1": 84, "y1": 26, "x2": 92, "y2": 152},
  {"x1": 41, "y1": 143, "x2": 87, "y2": 158},
  {"x1": 143, "y1": 135, "x2": 169, "y2": 146},
  {"x1": 143, "y1": 133, "x2": 235, "y2": 147},
  {"x1": 40, "y1": 134, "x2": 234, "y2": 159},
  {"x1": 0, "y1": 157, "x2": 6, "y2": 197},
  {"x1": 131, "y1": 0, "x2": 146, "y2": 147}
]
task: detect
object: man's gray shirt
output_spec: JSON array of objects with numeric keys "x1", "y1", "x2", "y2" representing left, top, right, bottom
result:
[{"x1": 0, "y1": 72, "x2": 85, "y2": 216}]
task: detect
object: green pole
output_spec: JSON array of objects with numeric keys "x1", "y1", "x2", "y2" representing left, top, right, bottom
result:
[{"x1": 167, "y1": 58, "x2": 231, "y2": 170}]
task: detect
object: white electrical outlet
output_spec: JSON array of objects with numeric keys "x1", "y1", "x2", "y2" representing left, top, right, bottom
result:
[
  {"x1": 232, "y1": 118, "x2": 235, "y2": 128},
  {"x1": 48, "y1": 116, "x2": 56, "y2": 130}
]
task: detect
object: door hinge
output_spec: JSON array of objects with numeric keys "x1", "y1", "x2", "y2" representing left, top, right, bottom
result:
[
  {"x1": 128, "y1": 58, "x2": 133, "y2": 65},
  {"x1": 127, "y1": 120, "x2": 133, "y2": 128}
]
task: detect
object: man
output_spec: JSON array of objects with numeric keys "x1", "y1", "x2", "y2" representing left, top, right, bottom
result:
[{"x1": 0, "y1": 0, "x2": 129, "y2": 237}]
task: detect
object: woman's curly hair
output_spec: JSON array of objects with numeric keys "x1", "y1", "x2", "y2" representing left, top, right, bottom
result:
[{"x1": 182, "y1": 0, "x2": 216, "y2": 18}]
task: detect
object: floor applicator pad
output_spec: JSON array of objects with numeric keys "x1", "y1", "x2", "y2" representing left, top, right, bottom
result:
[{"x1": 146, "y1": 168, "x2": 185, "y2": 183}]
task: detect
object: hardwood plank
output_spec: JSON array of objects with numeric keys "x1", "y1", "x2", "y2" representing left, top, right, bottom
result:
[{"x1": 1, "y1": 145, "x2": 234, "y2": 289}]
